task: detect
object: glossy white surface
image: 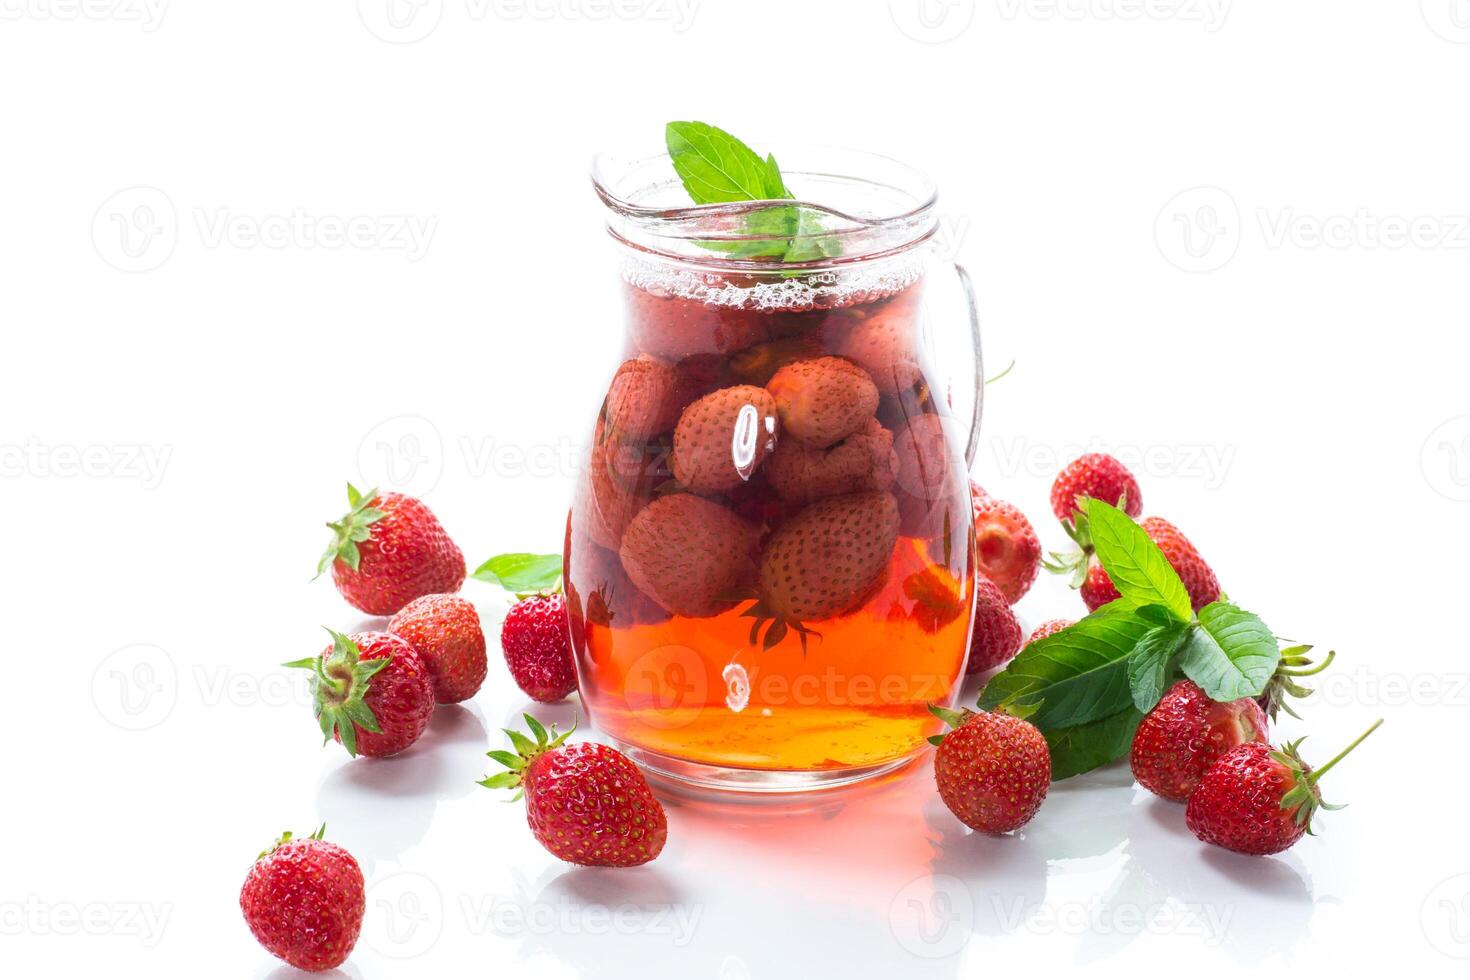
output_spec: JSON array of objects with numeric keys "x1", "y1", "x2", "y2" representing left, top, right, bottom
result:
[{"x1": 4, "y1": 3, "x2": 1469, "y2": 976}]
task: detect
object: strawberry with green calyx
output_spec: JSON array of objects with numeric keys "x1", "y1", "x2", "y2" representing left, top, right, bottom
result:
[
  {"x1": 240, "y1": 823, "x2": 364, "y2": 972},
  {"x1": 1130, "y1": 679, "x2": 1269, "y2": 802},
  {"x1": 481, "y1": 715, "x2": 667, "y2": 867},
  {"x1": 318, "y1": 483, "x2": 466, "y2": 616},
  {"x1": 473, "y1": 552, "x2": 577, "y2": 702},
  {"x1": 929, "y1": 704, "x2": 1050, "y2": 834},
  {"x1": 1257, "y1": 644, "x2": 1335, "y2": 721},
  {"x1": 1185, "y1": 719, "x2": 1382, "y2": 855},
  {"x1": 285, "y1": 629, "x2": 433, "y2": 758},
  {"x1": 1049, "y1": 453, "x2": 1142, "y2": 524}
]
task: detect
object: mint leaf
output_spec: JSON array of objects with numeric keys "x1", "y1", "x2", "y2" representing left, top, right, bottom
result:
[
  {"x1": 1127, "y1": 620, "x2": 1190, "y2": 712},
  {"x1": 665, "y1": 121, "x2": 842, "y2": 264},
  {"x1": 472, "y1": 553, "x2": 562, "y2": 594},
  {"x1": 666, "y1": 122, "x2": 782, "y2": 205},
  {"x1": 1086, "y1": 498, "x2": 1192, "y2": 622},
  {"x1": 978, "y1": 601, "x2": 1164, "y2": 730},
  {"x1": 1175, "y1": 602, "x2": 1281, "y2": 701},
  {"x1": 1045, "y1": 707, "x2": 1145, "y2": 780}
]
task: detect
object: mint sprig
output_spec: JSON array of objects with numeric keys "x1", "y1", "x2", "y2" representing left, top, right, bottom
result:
[
  {"x1": 664, "y1": 121, "x2": 841, "y2": 263},
  {"x1": 981, "y1": 498, "x2": 1317, "y2": 780},
  {"x1": 472, "y1": 552, "x2": 563, "y2": 597}
]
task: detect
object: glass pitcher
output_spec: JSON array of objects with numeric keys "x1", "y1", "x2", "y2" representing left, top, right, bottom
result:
[{"x1": 566, "y1": 144, "x2": 983, "y2": 791}]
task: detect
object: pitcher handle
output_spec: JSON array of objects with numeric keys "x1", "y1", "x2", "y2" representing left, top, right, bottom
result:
[{"x1": 950, "y1": 262, "x2": 984, "y2": 468}]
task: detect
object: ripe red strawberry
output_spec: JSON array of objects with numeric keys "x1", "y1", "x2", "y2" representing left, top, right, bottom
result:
[
  {"x1": 482, "y1": 716, "x2": 667, "y2": 867},
  {"x1": 1024, "y1": 618, "x2": 1073, "y2": 648},
  {"x1": 501, "y1": 594, "x2": 577, "y2": 702},
  {"x1": 579, "y1": 424, "x2": 669, "y2": 550},
  {"x1": 766, "y1": 417, "x2": 897, "y2": 503},
  {"x1": 286, "y1": 630, "x2": 434, "y2": 758},
  {"x1": 1079, "y1": 517, "x2": 1221, "y2": 612},
  {"x1": 1130, "y1": 680, "x2": 1269, "y2": 802},
  {"x1": 972, "y1": 495, "x2": 1041, "y2": 604},
  {"x1": 967, "y1": 575, "x2": 1023, "y2": 674},
  {"x1": 758, "y1": 490, "x2": 899, "y2": 622},
  {"x1": 835, "y1": 310, "x2": 922, "y2": 394},
  {"x1": 240, "y1": 825, "x2": 364, "y2": 972},
  {"x1": 672, "y1": 385, "x2": 779, "y2": 493},
  {"x1": 625, "y1": 284, "x2": 770, "y2": 360},
  {"x1": 1185, "y1": 720, "x2": 1382, "y2": 855},
  {"x1": 388, "y1": 594, "x2": 488, "y2": 704},
  {"x1": 603, "y1": 355, "x2": 681, "y2": 439},
  {"x1": 620, "y1": 493, "x2": 757, "y2": 616},
  {"x1": 930, "y1": 707, "x2": 1051, "y2": 834},
  {"x1": 1050, "y1": 453, "x2": 1142, "y2": 522},
  {"x1": 318, "y1": 484, "x2": 466, "y2": 616},
  {"x1": 765, "y1": 356, "x2": 879, "y2": 448}
]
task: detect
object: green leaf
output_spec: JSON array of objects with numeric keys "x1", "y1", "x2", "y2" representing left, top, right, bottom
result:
[
  {"x1": 1045, "y1": 707, "x2": 1145, "y2": 780},
  {"x1": 1176, "y1": 602, "x2": 1282, "y2": 702},
  {"x1": 1085, "y1": 498, "x2": 1192, "y2": 622},
  {"x1": 664, "y1": 121, "x2": 842, "y2": 264},
  {"x1": 666, "y1": 121, "x2": 781, "y2": 205},
  {"x1": 978, "y1": 601, "x2": 1163, "y2": 730},
  {"x1": 1127, "y1": 620, "x2": 1190, "y2": 713},
  {"x1": 473, "y1": 553, "x2": 563, "y2": 594}
]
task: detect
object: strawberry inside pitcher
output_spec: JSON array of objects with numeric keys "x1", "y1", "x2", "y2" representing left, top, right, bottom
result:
[{"x1": 566, "y1": 277, "x2": 975, "y2": 773}]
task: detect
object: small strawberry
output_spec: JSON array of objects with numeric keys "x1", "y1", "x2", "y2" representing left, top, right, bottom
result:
[
  {"x1": 1130, "y1": 680, "x2": 1269, "y2": 802},
  {"x1": 892, "y1": 414, "x2": 963, "y2": 536},
  {"x1": 240, "y1": 825, "x2": 364, "y2": 972},
  {"x1": 318, "y1": 484, "x2": 466, "y2": 616},
  {"x1": 1185, "y1": 720, "x2": 1382, "y2": 855},
  {"x1": 727, "y1": 335, "x2": 827, "y2": 386},
  {"x1": 766, "y1": 417, "x2": 897, "y2": 504},
  {"x1": 930, "y1": 707, "x2": 1051, "y2": 834},
  {"x1": 757, "y1": 490, "x2": 899, "y2": 624},
  {"x1": 481, "y1": 716, "x2": 667, "y2": 867},
  {"x1": 835, "y1": 310, "x2": 922, "y2": 395},
  {"x1": 474, "y1": 551, "x2": 578, "y2": 703},
  {"x1": 502, "y1": 594, "x2": 577, "y2": 703},
  {"x1": 1074, "y1": 517, "x2": 1221, "y2": 613},
  {"x1": 765, "y1": 356, "x2": 879, "y2": 448},
  {"x1": 1024, "y1": 618, "x2": 1073, "y2": 648},
  {"x1": 967, "y1": 575, "x2": 1022, "y2": 674},
  {"x1": 603, "y1": 355, "x2": 682, "y2": 439},
  {"x1": 286, "y1": 630, "x2": 434, "y2": 758},
  {"x1": 671, "y1": 385, "x2": 779, "y2": 493},
  {"x1": 388, "y1": 594, "x2": 488, "y2": 704},
  {"x1": 620, "y1": 494, "x2": 758, "y2": 617},
  {"x1": 1049, "y1": 453, "x2": 1142, "y2": 523},
  {"x1": 971, "y1": 494, "x2": 1041, "y2": 605}
]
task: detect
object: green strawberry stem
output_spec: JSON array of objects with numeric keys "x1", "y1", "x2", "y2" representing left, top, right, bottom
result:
[
  {"x1": 1306, "y1": 718, "x2": 1382, "y2": 785},
  {"x1": 316, "y1": 483, "x2": 386, "y2": 577},
  {"x1": 480, "y1": 713, "x2": 577, "y2": 801},
  {"x1": 284, "y1": 629, "x2": 389, "y2": 757},
  {"x1": 1278, "y1": 648, "x2": 1335, "y2": 678}
]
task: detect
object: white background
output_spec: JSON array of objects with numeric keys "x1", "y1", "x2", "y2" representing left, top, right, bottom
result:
[{"x1": 3, "y1": 1, "x2": 1469, "y2": 976}]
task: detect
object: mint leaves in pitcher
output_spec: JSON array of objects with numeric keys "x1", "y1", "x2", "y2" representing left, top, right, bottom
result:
[{"x1": 665, "y1": 121, "x2": 841, "y2": 263}]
